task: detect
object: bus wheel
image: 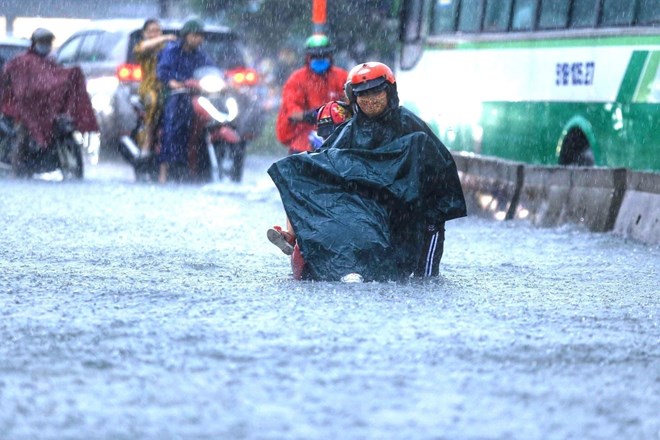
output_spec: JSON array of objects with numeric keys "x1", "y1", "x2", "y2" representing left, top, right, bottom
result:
[{"x1": 558, "y1": 129, "x2": 595, "y2": 167}]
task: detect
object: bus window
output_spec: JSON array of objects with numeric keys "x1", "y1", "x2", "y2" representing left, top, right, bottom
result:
[
  {"x1": 458, "y1": 0, "x2": 483, "y2": 33},
  {"x1": 569, "y1": 0, "x2": 599, "y2": 28},
  {"x1": 637, "y1": 0, "x2": 660, "y2": 25},
  {"x1": 600, "y1": 0, "x2": 635, "y2": 27},
  {"x1": 511, "y1": 0, "x2": 538, "y2": 31},
  {"x1": 538, "y1": 0, "x2": 570, "y2": 29},
  {"x1": 431, "y1": 0, "x2": 458, "y2": 34},
  {"x1": 652, "y1": 67, "x2": 660, "y2": 103},
  {"x1": 484, "y1": 0, "x2": 513, "y2": 32}
]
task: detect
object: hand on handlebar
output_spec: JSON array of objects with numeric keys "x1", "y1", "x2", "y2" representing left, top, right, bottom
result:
[
  {"x1": 288, "y1": 109, "x2": 318, "y2": 124},
  {"x1": 168, "y1": 79, "x2": 199, "y2": 90},
  {"x1": 168, "y1": 79, "x2": 185, "y2": 90},
  {"x1": 184, "y1": 78, "x2": 200, "y2": 89}
]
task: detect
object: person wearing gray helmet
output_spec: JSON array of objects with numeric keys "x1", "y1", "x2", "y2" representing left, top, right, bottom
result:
[
  {"x1": 1, "y1": 28, "x2": 98, "y2": 177},
  {"x1": 30, "y1": 28, "x2": 55, "y2": 57}
]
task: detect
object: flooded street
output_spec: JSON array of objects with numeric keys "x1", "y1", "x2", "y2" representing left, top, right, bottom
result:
[{"x1": 1, "y1": 155, "x2": 658, "y2": 440}]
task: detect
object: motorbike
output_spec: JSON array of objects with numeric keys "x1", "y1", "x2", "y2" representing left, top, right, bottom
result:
[
  {"x1": 0, "y1": 113, "x2": 84, "y2": 180},
  {"x1": 119, "y1": 66, "x2": 246, "y2": 183},
  {"x1": 118, "y1": 96, "x2": 159, "y2": 182}
]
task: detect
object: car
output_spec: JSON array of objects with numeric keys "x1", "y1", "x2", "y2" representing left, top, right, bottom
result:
[
  {"x1": 55, "y1": 19, "x2": 264, "y2": 162},
  {"x1": 0, "y1": 36, "x2": 30, "y2": 70}
]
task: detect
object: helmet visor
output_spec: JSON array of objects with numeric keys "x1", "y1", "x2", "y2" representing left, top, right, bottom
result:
[{"x1": 352, "y1": 78, "x2": 387, "y2": 94}]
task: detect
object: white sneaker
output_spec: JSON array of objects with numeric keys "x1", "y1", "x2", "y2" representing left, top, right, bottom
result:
[{"x1": 340, "y1": 273, "x2": 364, "y2": 283}]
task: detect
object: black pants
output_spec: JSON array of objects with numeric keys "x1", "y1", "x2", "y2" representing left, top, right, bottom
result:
[{"x1": 415, "y1": 222, "x2": 446, "y2": 277}]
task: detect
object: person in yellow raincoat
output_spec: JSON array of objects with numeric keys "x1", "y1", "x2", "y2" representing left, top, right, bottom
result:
[{"x1": 133, "y1": 19, "x2": 176, "y2": 157}]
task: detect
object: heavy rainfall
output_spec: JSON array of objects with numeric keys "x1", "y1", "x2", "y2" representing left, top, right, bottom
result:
[{"x1": 1, "y1": 1, "x2": 659, "y2": 439}]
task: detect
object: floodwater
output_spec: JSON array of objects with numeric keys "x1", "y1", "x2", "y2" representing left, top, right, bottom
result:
[{"x1": 0, "y1": 155, "x2": 658, "y2": 440}]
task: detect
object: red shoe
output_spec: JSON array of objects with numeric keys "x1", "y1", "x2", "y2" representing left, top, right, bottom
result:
[{"x1": 267, "y1": 225, "x2": 295, "y2": 255}]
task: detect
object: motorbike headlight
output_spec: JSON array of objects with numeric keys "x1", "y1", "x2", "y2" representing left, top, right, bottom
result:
[
  {"x1": 86, "y1": 76, "x2": 119, "y2": 115},
  {"x1": 199, "y1": 75, "x2": 226, "y2": 94}
]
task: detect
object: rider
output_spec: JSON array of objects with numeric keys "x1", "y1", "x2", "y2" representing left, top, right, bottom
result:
[
  {"x1": 133, "y1": 19, "x2": 176, "y2": 158},
  {"x1": 267, "y1": 62, "x2": 467, "y2": 281},
  {"x1": 156, "y1": 18, "x2": 214, "y2": 183},
  {"x1": 275, "y1": 34, "x2": 348, "y2": 155},
  {"x1": 1, "y1": 28, "x2": 97, "y2": 176}
]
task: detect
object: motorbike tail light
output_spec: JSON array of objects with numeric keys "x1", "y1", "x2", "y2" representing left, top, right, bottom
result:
[
  {"x1": 227, "y1": 68, "x2": 258, "y2": 87},
  {"x1": 116, "y1": 64, "x2": 142, "y2": 82}
]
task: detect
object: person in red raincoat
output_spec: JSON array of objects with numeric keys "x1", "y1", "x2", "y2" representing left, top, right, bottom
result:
[
  {"x1": 1, "y1": 28, "x2": 98, "y2": 175},
  {"x1": 275, "y1": 34, "x2": 348, "y2": 155}
]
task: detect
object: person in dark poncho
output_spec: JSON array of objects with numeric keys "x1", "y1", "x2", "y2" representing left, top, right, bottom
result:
[
  {"x1": 1, "y1": 28, "x2": 98, "y2": 176},
  {"x1": 268, "y1": 62, "x2": 466, "y2": 282}
]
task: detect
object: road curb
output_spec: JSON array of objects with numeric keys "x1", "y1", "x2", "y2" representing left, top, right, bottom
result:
[{"x1": 452, "y1": 152, "x2": 659, "y2": 245}]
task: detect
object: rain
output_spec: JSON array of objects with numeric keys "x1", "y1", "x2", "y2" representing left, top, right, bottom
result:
[{"x1": 1, "y1": 1, "x2": 659, "y2": 439}]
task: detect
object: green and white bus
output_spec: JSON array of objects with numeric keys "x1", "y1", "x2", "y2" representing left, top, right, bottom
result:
[{"x1": 396, "y1": 0, "x2": 660, "y2": 171}]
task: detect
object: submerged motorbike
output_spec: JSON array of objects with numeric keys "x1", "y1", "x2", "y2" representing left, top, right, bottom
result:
[
  {"x1": 0, "y1": 113, "x2": 84, "y2": 180},
  {"x1": 120, "y1": 66, "x2": 246, "y2": 183}
]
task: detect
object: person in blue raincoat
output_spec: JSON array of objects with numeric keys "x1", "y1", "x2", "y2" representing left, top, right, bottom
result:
[
  {"x1": 268, "y1": 62, "x2": 467, "y2": 282},
  {"x1": 156, "y1": 18, "x2": 214, "y2": 183}
]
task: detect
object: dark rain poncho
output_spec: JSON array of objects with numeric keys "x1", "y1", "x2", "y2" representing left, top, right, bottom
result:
[
  {"x1": 1, "y1": 51, "x2": 98, "y2": 148},
  {"x1": 268, "y1": 105, "x2": 466, "y2": 282}
]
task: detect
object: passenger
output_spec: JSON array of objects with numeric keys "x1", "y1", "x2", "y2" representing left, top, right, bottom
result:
[
  {"x1": 156, "y1": 18, "x2": 214, "y2": 183},
  {"x1": 275, "y1": 34, "x2": 348, "y2": 155},
  {"x1": 133, "y1": 19, "x2": 176, "y2": 158},
  {"x1": 267, "y1": 99, "x2": 353, "y2": 256},
  {"x1": 268, "y1": 62, "x2": 467, "y2": 281}
]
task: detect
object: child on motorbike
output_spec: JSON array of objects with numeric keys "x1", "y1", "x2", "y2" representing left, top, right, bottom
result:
[{"x1": 267, "y1": 99, "x2": 353, "y2": 256}]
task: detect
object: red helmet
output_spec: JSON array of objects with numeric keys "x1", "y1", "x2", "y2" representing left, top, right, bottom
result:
[
  {"x1": 316, "y1": 100, "x2": 352, "y2": 138},
  {"x1": 348, "y1": 62, "x2": 396, "y2": 95}
]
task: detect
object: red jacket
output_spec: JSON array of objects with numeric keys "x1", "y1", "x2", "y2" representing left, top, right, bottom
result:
[{"x1": 276, "y1": 64, "x2": 348, "y2": 153}]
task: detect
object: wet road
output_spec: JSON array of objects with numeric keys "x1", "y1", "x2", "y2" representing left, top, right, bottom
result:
[{"x1": 0, "y1": 156, "x2": 658, "y2": 440}]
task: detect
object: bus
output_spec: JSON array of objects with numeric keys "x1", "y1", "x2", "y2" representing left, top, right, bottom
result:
[{"x1": 395, "y1": 0, "x2": 660, "y2": 172}]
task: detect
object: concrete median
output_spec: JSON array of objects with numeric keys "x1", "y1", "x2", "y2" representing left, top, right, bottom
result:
[
  {"x1": 514, "y1": 165, "x2": 572, "y2": 228},
  {"x1": 560, "y1": 167, "x2": 627, "y2": 232},
  {"x1": 452, "y1": 153, "x2": 522, "y2": 221},
  {"x1": 452, "y1": 151, "x2": 658, "y2": 245},
  {"x1": 613, "y1": 171, "x2": 660, "y2": 245}
]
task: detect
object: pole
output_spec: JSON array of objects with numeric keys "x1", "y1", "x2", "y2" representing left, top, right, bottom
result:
[
  {"x1": 159, "y1": 0, "x2": 169, "y2": 18},
  {"x1": 312, "y1": 0, "x2": 327, "y2": 34}
]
